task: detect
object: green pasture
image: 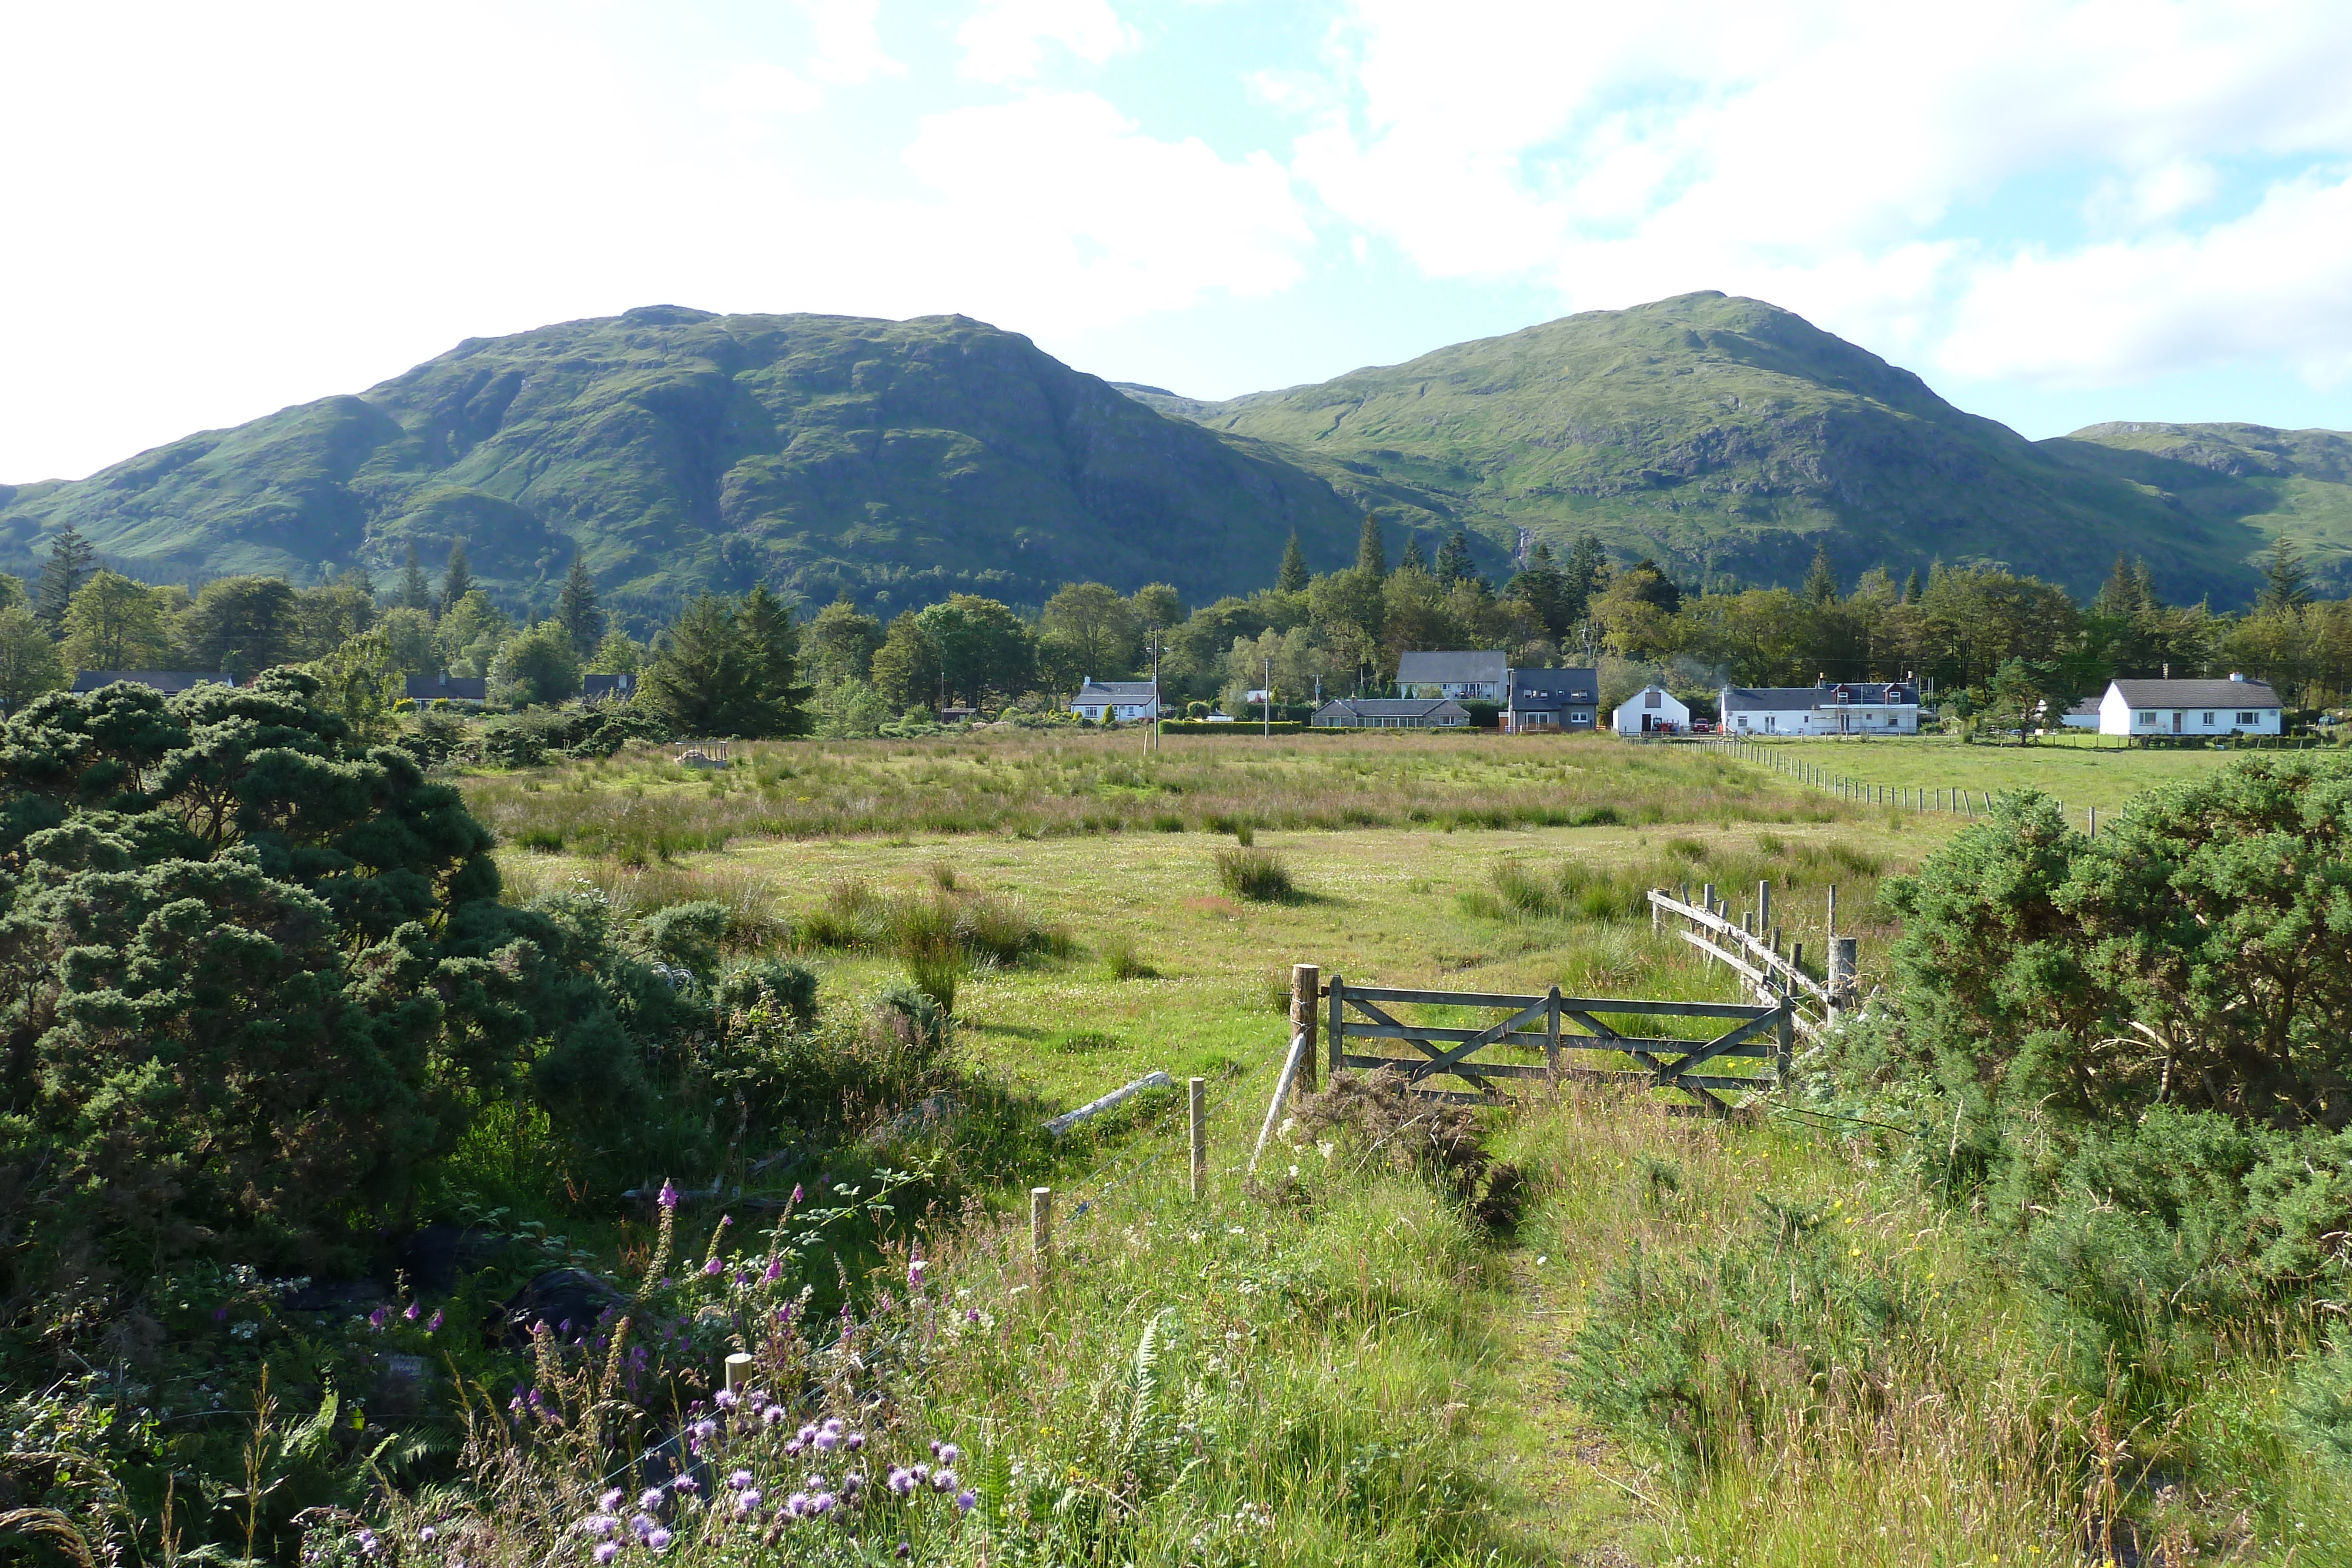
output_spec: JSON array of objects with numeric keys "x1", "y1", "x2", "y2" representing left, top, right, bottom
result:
[{"x1": 1725, "y1": 731, "x2": 2270, "y2": 820}]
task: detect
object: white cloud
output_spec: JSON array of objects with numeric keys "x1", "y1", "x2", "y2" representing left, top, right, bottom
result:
[
  {"x1": 957, "y1": 0, "x2": 1136, "y2": 84},
  {"x1": 702, "y1": 62, "x2": 824, "y2": 131},
  {"x1": 1288, "y1": 0, "x2": 2352, "y2": 388},
  {"x1": 803, "y1": 0, "x2": 904, "y2": 86}
]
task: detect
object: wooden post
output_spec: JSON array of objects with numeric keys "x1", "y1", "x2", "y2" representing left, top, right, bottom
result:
[
  {"x1": 1701, "y1": 882, "x2": 1716, "y2": 919},
  {"x1": 1291, "y1": 964, "x2": 1319, "y2": 1098},
  {"x1": 1829, "y1": 937, "x2": 1858, "y2": 1015},
  {"x1": 724, "y1": 1352, "x2": 754, "y2": 1394},
  {"x1": 1773, "y1": 991, "x2": 1796, "y2": 1082},
  {"x1": 1791, "y1": 940, "x2": 1804, "y2": 977},
  {"x1": 1328, "y1": 972, "x2": 1344, "y2": 1079},
  {"x1": 1826, "y1": 884, "x2": 1839, "y2": 940},
  {"x1": 1188, "y1": 1078, "x2": 1207, "y2": 1201},
  {"x1": 1030, "y1": 1187, "x2": 1054, "y2": 1280},
  {"x1": 2088, "y1": 805, "x2": 2097, "y2": 837},
  {"x1": 1545, "y1": 985, "x2": 1563, "y2": 1078},
  {"x1": 1757, "y1": 880, "x2": 1772, "y2": 930}
]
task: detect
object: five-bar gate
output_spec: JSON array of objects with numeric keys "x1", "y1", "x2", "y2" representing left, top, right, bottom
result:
[{"x1": 1324, "y1": 976, "x2": 1793, "y2": 1116}]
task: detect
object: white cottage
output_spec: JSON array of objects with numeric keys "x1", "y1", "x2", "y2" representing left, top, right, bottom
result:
[
  {"x1": 1613, "y1": 685, "x2": 1691, "y2": 735},
  {"x1": 1720, "y1": 680, "x2": 1921, "y2": 736},
  {"x1": 2097, "y1": 675, "x2": 2281, "y2": 737},
  {"x1": 1071, "y1": 678, "x2": 1161, "y2": 723}
]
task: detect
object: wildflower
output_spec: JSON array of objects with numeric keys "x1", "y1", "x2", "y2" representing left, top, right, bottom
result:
[
  {"x1": 907, "y1": 1258, "x2": 928, "y2": 1290},
  {"x1": 600, "y1": 1489, "x2": 625, "y2": 1511},
  {"x1": 645, "y1": 1529, "x2": 671, "y2": 1552},
  {"x1": 845, "y1": 1432, "x2": 866, "y2": 1452},
  {"x1": 812, "y1": 1493, "x2": 838, "y2": 1514},
  {"x1": 933, "y1": 1469, "x2": 958, "y2": 1492},
  {"x1": 368, "y1": 1306, "x2": 390, "y2": 1330},
  {"x1": 714, "y1": 1389, "x2": 739, "y2": 1409},
  {"x1": 693, "y1": 1419, "x2": 718, "y2": 1443},
  {"x1": 672, "y1": 1476, "x2": 699, "y2": 1495},
  {"x1": 799, "y1": 1423, "x2": 819, "y2": 1443},
  {"x1": 790, "y1": 1184, "x2": 804, "y2": 1204},
  {"x1": 785, "y1": 1440, "x2": 804, "y2": 1457},
  {"x1": 814, "y1": 1429, "x2": 838, "y2": 1453},
  {"x1": 404, "y1": 1301, "x2": 421, "y2": 1321},
  {"x1": 763, "y1": 1257, "x2": 783, "y2": 1282},
  {"x1": 629, "y1": 1514, "x2": 657, "y2": 1538},
  {"x1": 658, "y1": 1180, "x2": 680, "y2": 1209},
  {"x1": 729, "y1": 1470, "x2": 756, "y2": 1490},
  {"x1": 841, "y1": 1472, "x2": 864, "y2": 1494},
  {"x1": 764, "y1": 1406, "x2": 788, "y2": 1427},
  {"x1": 639, "y1": 1489, "x2": 666, "y2": 1513},
  {"x1": 426, "y1": 1310, "x2": 443, "y2": 1331},
  {"x1": 734, "y1": 1491, "x2": 761, "y2": 1516},
  {"x1": 719, "y1": 1214, "x2": 733, "y2": 1228},
  {"x1": 887, "y1": 1467, "x2": 915, "y2": 1497},
  {"x1": 955, "y1": 1490, "x2": 977, "y2": 1513},
  {"x1": 593, "y1": 1544, "x2": 619, "y2": 1565},
  {"x1": 911, "y1": 1465, "x2": 930, "y2": 1484},
  {"x1": 895, "y1": 1542, "x2": 911, "y2": 1559},
  {"x1": 580, "y1": 1516, "x2": 620, "y2": 1539},
  {"x1": 964, "y1": 1308, "x2": 980, "y2": 1323},
  {"x1": 735, "y1": 1270, "x2": 753, "y2": 1287},
  {"x1": 212, "y1": 1305, "x2": 228, "y2": 1322},
  {"x1": 937, "y1": 1444, "x2": 960, "y2": 1466},
  {"x1": 786, "y1": 1492, "x2": 810, "y2": 1517},
  {"x1": 927, "y1": 1439, "x2": 941, "y2": 1457},
  {"x1": 419, "y1": 1527, "x2": 437, "y2": 1544},
  {"x1": 358, "y1": 1530, "x2": 380, "y2": 1556}
]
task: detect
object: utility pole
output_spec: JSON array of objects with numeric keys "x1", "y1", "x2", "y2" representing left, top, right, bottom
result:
[
  {"x1": 1146, "y1": 632, "x2": 1162, "y2": 755},
  {"x1": 1264, "y1": 654, "x2": 1273, "y2": 737}
]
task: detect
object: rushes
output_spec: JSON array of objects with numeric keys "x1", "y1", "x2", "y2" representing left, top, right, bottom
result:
[
  {"x1": 795, "y1": 874, "x2": 1075, "y2": 1011},
  {"x1": 1214, "y1": 845, "x2": 1298, "y2": 903}
]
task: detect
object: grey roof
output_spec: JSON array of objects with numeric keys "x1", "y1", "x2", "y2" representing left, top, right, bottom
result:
[
  {"x1": 582, "y1": 673, "x2": 637, "y2": 697},
  {"x1": 1315, "y1": 697, "x2": 1469, "y2": 718},
  {"x1": 71, "y1": 671, "x2": 232, "y2": 695},
  {"x1": 2109, "y1": 678, "x2": 2280, "y2": 708},
  {"x1": 1509, "y1": 667, "x2": 1598, "y2": 706},
  {"x1": 403, "y1": 675, "x2": 488, "y2": 701},
  {"x1": 1722, "y1": 681, "x2": 1919, "y2": 711},
  {"x1": 1074, "y1": 679, "x2": 1158, "y2": 700},
  {"x1": 1395, "y1": 650, "x2": 1507, "y2": 684}
]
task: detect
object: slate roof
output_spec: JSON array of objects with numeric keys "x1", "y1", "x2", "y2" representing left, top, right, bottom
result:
[
  {"x1": 71, "y1": 671, "x2": 233, "y2": 694},
  {"x1": 582, "y1": 673, "x2": 637, "y2": 700},
  {"x1": 1509, "y1": 667, "x2": 1599, "y2": 706},
  {"x1": 1314, "y1": 697, "x2": 1470, "y2": 720},
  {"x1": 1395, "y1": 650, "x2": 1507, "y2": 685},
  {"x1": 404, "y1": 675, "x2": 489, "y2": 701},
  {"x1": 1074, "y1": 679, "x2": 1158, "y2": 702},
  {"x1": 2109, "y1": 678, "x2": 2280, "y2": 708},
  {"x1": 1722, "y1": 681, "x2": 1919, "y2": 711}
]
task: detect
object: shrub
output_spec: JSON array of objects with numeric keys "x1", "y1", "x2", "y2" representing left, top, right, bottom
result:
[
  {"x1": 1215, "y1": 845, "x2": 1297, "y2": 902},
  {"x1": 1102, "y1": 931, "x2": 1158, "y2": 979},
  {"x1": 713, "y1": 957, "x2": 820, "y2": 1027}
]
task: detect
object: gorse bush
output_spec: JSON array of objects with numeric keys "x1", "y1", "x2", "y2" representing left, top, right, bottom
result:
[{"x1": 1214, "y1": 845, "x2": 1297, "y2": 902}]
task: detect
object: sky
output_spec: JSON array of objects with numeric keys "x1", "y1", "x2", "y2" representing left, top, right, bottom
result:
[{"x1": 4, "y1": 0, "x2": 2350, "y2": 482}]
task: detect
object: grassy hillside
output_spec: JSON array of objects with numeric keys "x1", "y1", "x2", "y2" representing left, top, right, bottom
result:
[
  {"x1": 2047, "y1": 420, "x2": 2352, "y2": 596},
  {"x1": 0, "y1": 309, "x2": 1363, "y2": 621},
  {"x1": 1130, "y1": 293, "x2": 2284, "y2": 605}
]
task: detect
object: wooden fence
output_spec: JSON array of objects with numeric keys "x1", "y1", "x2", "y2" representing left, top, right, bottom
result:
[
  {"x1": 1320, "y1": 974, "x2": 1793, "y2": 1117},
  {"x1": 1644, "y1": 881, "x2": 1858, "y2": 1036}
]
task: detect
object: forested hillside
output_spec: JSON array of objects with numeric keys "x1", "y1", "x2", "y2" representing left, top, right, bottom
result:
[{"x1": 0, "y1": 309, "x2": 1362, "y2": 623}]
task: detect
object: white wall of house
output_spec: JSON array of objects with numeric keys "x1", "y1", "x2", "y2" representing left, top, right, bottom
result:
[
  {"x1": 1722, "y1": 698, "x2": 1920, "y2": 736},
  {"x1": 1613, "y1": 686, "x2": 1692, "y2": 735},
  {"x1": 2097, "y1": 686, "x2": 2280, "y2": 737}
]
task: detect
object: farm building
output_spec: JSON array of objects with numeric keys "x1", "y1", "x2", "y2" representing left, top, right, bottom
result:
[
  {"x1": 1720, "y1": 680, "x2": 1920, "y2": 736},
  {"x1": 1312, "y1": 697, "x2": 1472, "y2": 728},
  {"x1": 2097, "y1": 675, "x2": 2280, "y2": 737},
  {"x1": 1613, "y1": 685, "x2": 1692, "y2": 735}
]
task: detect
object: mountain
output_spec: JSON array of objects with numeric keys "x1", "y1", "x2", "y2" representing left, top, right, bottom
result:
[
  {"x1": 0, "y1": 308, "x2": 1362, "y2": 620},
  {"x1": 1125, "y1": 292, "x2": 2330, "y2": 604}
]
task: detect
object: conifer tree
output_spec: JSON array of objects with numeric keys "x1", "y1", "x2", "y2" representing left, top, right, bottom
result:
[
  {"x1": 397, "y1": 543, "x2": 433, "y2": 613},
  {"x1": 1562, "y1": 533, "x2": 1608, "y2": 624},
  {"x1": 1903, "y1": 569, "x2": 1925, "y2": 604},
  {"x1": 1355, "y1": 513, "x2": 1388, "y2": 579},
  {"x1": 1434, "y1": 528, "x2": 1479, "y2": 586},
  {"x1": 1277, "y1": 531, "x2": 1309, "y2": 593},
  {"x1": 2260, "y1": 537, "x2": 2313, "y2": 613},
  {"x1": 439, "y1": 541, "x2": 473, "y2": 616},
  {"x1": 554, "y1": 553, "x2": 606, "y2": 655},
  {"x1": 1399, "y1": 534, "x2": 1429, "y2": 573},
  {"x1": 1803, "y1": 541, "x2": 1840, "y2": 606},
  {"x1": 34, "y1": 526, "x2": 95, "y2": 631}
]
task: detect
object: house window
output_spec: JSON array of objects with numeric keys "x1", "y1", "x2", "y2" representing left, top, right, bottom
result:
[
  {"x1": 2137, "y1": 711, "x2": 2155, "y2": 726},
  {"x1": 2237, "y1": 711, "x2": 2257, "y2": 724},
  {"x1": 1645, "y1": 690, "x2": 1661, "y2": 708},
  {"x1": 2201, "y1": 712, "x2": 2213, "y2": 724}
]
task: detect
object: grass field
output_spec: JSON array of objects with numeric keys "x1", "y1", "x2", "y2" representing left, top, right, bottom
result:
[
  {"x1": 1725, "y1": 731, "x2": 2280, "y2": 819},
  {"x1": 443, "y1": 731, "x2": 2350, "y2": 1563}
]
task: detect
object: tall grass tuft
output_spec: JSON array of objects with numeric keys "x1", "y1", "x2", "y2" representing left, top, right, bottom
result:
[{"x1": 1215, "y1": 845, "x2": 1297, "y2": 902}]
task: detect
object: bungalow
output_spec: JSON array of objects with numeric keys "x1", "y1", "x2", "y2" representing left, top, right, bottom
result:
[
  {"x1": 1312, "y1": 697, "x2": 1471, "y2": 729},
  {"x1": 1720, "y1": 680, "x2": 1921, "y2": 737},
  {"x1": 405, "y1": 673, "x2": 489, "y2": 703},
  {"x1": 1395, "y1": 650, "x2": 1507, "y2": 703},
  {"x1": 70, "y1": 670, "x2": 233, "y2": 695},
  {"x1": 1506, "y1": 667, "x2": 1599, "y2": 731},
  {"x1": 1613, "y1": 685, "x2": 1692, "y2": 736},
  {"x1": 2097, "y1": 674, "x2": 2281, "y2": 737},
  {"x1": 1071, "y1": 678, "x2": 1161, "y2": 723}
]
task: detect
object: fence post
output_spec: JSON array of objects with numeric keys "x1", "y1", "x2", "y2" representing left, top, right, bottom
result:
[
  {"x1": 1829, "y1": 937, "x2": 1858, "y2": 1018},
  {"x1": 1328, "y1": 972, "x2": 1344, "y2": 1079},
  {"x1": 724, "y1": 1352, "x2": 754, "y2": 1394},
  {"x1": 2088, "y1": 805, "x2": 2097, "y2": 837},
  {"x1": 1775, "y1": 989, "x2": 1796, "y2": 1082},
  {"x1": 1188, "y1": 1078, "x2": 1207, "y2": 1201},
  {"x1": 1292, "y1": 964, "x2": 1320, "y2": 1099},
  {"x1": 1757, "y1": 880, "x2": 1772, "y2": 930},
  {"x1": 1826, "y1": 884, "x2": 1838, "y2": 940},
  {"x1": 1030, "y1": 1187, "x2": 1054, "y2": 1282}
]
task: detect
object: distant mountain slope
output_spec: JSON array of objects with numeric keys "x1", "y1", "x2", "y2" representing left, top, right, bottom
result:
[
  {"x1": 2044, "y1": 422, "x2": 2352, "y2": 597},
  {"x1": 0, "y1": 309, "x2": 1363, "y2": 617},
  {"x1": 1126, "y1": 293, "x2": 2285, "y2": 604}
]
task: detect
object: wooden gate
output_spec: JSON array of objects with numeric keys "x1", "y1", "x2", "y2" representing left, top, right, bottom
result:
[{"x1": 1322, "y1": 977, "x2": 1793, "y2": 1116}]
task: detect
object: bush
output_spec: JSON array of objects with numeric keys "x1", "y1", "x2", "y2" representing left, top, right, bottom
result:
[
  {"x1": 713, "y1": 957, "x2": 820, "y2": 1027},
  {"x1": 1215, "y1": 844, "x2": 1298, "y2": 902}
]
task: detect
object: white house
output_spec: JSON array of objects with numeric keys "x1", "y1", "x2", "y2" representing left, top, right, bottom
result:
[
  {"x1": 2097, "y1": 674, "x2": 2281, "y2": 738},
  {"x1": 1613, "y1": 685, "x2": 1691, "y2": 735},
  {"x1": 1395, "y1": 650, "x2": 1508, "y2": 702},
  {"x1": 1071, "y1": 678, "x2": 1161, "y2": 723},
  {"x1": 1720, "y1": 680, "x2": 1921, "y2": 736},
  {"x1": 1312, "y1": 697, "x2": 1471, "y2": 728}
]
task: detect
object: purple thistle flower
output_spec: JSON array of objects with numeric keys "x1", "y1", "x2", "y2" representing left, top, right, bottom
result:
[
  {"x1": 887, "y1": 1467, "x2": 914, "y2": 1497},
  {"x1": 639, "y1": 1488, "x2": 665, "y2": 1513},
  {"x1": 629, "y1": 1514, "x2": 657, "y2": 1538},
  {"x1": 814, "y1": 1430, "x2": 838, "y2": 1452},
  {"x1": 593, "y1": 1543, "x2": 619, "y2": 1564},
  {"x1": 894, "y1": 1542, "x2": 911, "y2": 1559},
  {"x1": 932, "y1": 1469, "x2": 957, "y2": 1493},
  {"x1": 645, "y1": 1528, "x2": 671, "y2": 1552},
  {"x1": 799, "y1": 1423, "x2": 819, "y2": 1443},
  {"x1": 600, "y1": 1489, "x2": 625, "y2": 1511},
  {"x1": 955, "y1": 1489, "x2": 977, "y2": 1513},
  {"x1": 812, "y1": 1492, "x2": 838, "y2": 1514},
  {"x1": 845, "y1": 1432, "x2": 866, "y2": 1452},
  {"x1": 911, "y1": 1464, "x2": 930, "y2": 1483},
  {"x1": 693, "y1": 1419, "x2": 718, "y2": 1443},
  {"x1": 714, "y1": 1389, "x2": 738, "y2": 1409},
  {"x1": 734, "y1": 1491, "x2": 761, "y2": 1515},
  {"x1": 964, "y1": 1308, "x2": 980, "y2": 1323},
  {"x1": 418, "y1": 1526, "x2": 436, "y2": 1544},
  {"x1": 728, "y1": 1470, "x2": 755, "y2": 1490},
  {"x1": 357, "y1": 1530, "x2": 380, "y2": 1556},
  {"x1": 784, "y1": 1439, "x2": 803, "y2": 1458},
  {"x1": 658, "y1": 1181, "x2": 680, "y2": 1209},
  {"x1": 672, "y1": 1476, "x2": 699, "y2": 1495},
  {"x1": 785, "y1": 1492, "x2": 810, "y2": 1517},
  {"x1": 937, "y1": 1444, "x2": 960, "y2": 1466},
  {"x1": 764, "y1": 1406, "x2": 788, "y2": 1427},
  {"x1": 927, "y1": 1439, "x2": 941, "y2": 1457},
  {"x1": 580, "y1": 1516, "x2": 620, "y2": 1539}
]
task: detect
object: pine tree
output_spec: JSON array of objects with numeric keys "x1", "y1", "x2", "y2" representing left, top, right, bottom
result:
[
  {"x1": 398, "y1": 543, "x2": 433, "y2": 613},
  {"x1": 34, "y1": 526, "x2": 95, "y2": 630},
  {"x1": 554, "y1": 553, "x2": 606, "y2": 655},
  {"x1": 2260, "y1": 537, "x2": 2313, "y2": 613},
  {"x1": 737, "y1": 585, "x2": 812, "y2": 734},
  {"x1": 1803, "y1": 541, "x2": 1840, "y2": 606},
  {"x1": 1399, "y1": 535, "x2": 1429, "y2": 573},
  {"x1": 1562, "y1": 533, "x2": 1608, "y2": 624},
  {"x1": 1504, "y1": 541, "x2": 1570, "y2": 638},
  {"x1": 1355, "y1": 513, "x2": 1388, "y2": 579},
  {"x1": 439, "y1": 541, "x2": 473, "y2": 616},
  {"x1": 1434, "y1": 528, "x2": 1479, "y2": 586},
  {"x1": 1902, "y1": 569, "x2": 1924, "y2": 604},
  {"x1": 1276, "y1": 531, "x2": 1309, "y2": 594}
]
